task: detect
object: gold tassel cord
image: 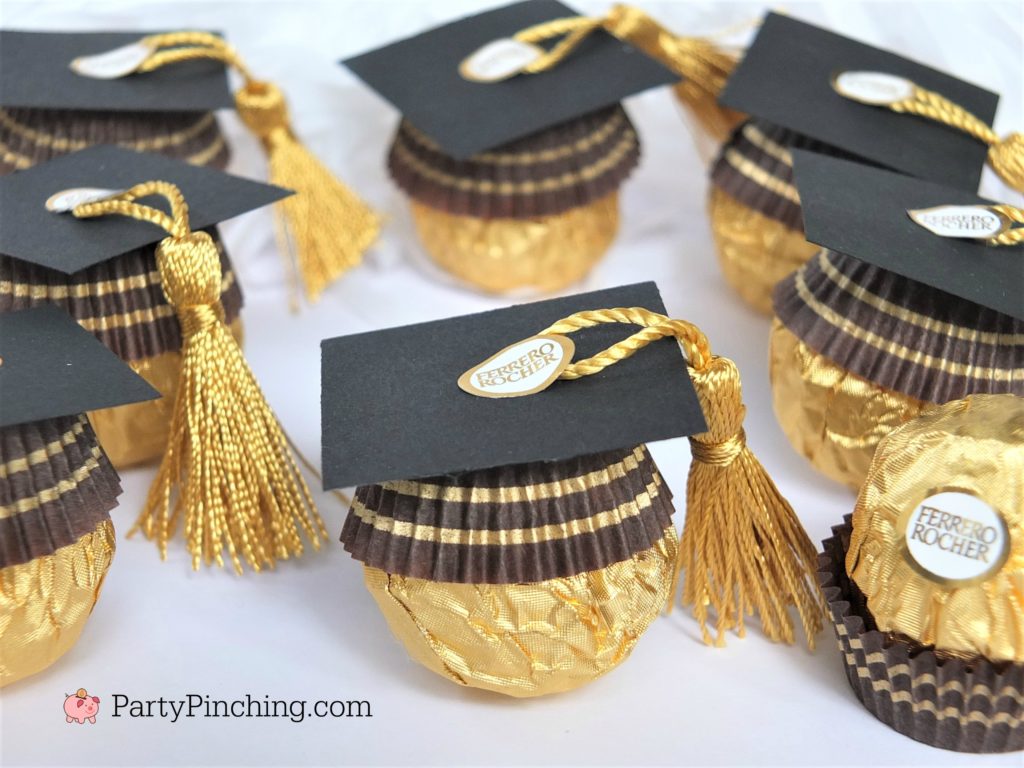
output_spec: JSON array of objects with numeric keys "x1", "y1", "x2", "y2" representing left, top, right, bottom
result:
[
  {"x1": 512, "y1": 5, "x2": 745, "y2": 143},
  {"x1": 884, "y1": 85, "x2": 1024, "y2": 194},
  {"x1": 990, "y1": 204, "x2": 1024, "y2": 246},
  {"x1": 130, "y1": 31, "x2": 380, "y2": 302},
  {"x1": 70, "y1": 181, "x2": 326, "y2": 573},
  {"x1": 540, "y1": 307, "x2": 825, "y2": 649}
]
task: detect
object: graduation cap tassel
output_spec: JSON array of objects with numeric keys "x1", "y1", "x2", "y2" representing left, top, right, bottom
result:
[
  {"x1": 120, "y1": 32, "x2": 380, "y2": 301},
  {"x1": 541, "y1": 307, "x2": 824, "y2": 648},
  {"x1": 71, "y1": 181, "x2": 327, "y2": 573},
  {"x1": 512, "y1": 4, "x2": 745, "y2": 143}
]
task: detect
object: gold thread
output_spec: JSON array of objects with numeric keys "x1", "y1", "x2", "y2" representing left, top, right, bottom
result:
[
  {"x1": 353, "y1": 476, "x2": 663, "y2": 547},
  {"x1": 0, "y1": 416, "x2": 88, "y2": 480},
  {"x1": 392, "y1": 128, "x2": 638, "y2": 194}
]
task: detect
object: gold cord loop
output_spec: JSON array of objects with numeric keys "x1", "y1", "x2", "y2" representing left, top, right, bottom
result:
[
  {"x1": 538, "y1": 306, "x2": 824, "y2": 648},
  {"x1": 67, "y1": 180, "x2": 326, "y2": 573},
  {"x1": 990, "y1": 204, "x2": 1024, "y2": 246}
]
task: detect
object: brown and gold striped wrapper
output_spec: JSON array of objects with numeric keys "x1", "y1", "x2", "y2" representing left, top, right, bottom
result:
[
  {"x1": 388, "y1": 105, "x2": 640, "y2": 294},
  {"x1": 341, "y1": 445, "x2": 678, "y2": 697},
  {"x1": 820, "y1": 518, "x2": 1023, "y2": 753},
  {"x1": 0, "y1": 231, "x2": 244, "y2": 468},
  {"x1": 0, "y1": 107, "x2": 229, "y2": 173},
  {"x1": 707, "y1": 119, "x2": 853, "y2": 313},
  {"x1": 0, "y1": 413, "x2": 121, "y2": 687},
  {"x1": 769, "y1": 248, "x2": 1024, "y2": 489}
]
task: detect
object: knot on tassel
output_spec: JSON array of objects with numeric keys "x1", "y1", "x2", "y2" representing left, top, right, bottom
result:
[
  {"x1": 179, "y1": 304, "x2": 224, "y2": 338},
  {"x1": 688, "y1": 356, "x2": 747, "y2": 441},
  {"x1": 235, "y1": 81, "x2": 291, "y2": 141},
  {"x1": 155, "y1": 231, "x2": 223, "y2": 307},
  {"x1": 689, "y1": 429, "x2": 746, "y2": 467},
  {"x1": 988, "y1": 132, "x2": 1024, "y2": 193}
]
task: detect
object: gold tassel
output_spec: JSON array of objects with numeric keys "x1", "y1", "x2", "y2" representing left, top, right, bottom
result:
[
  {"x1": 124, "y1": 31, "x2": 380, "y2": 302},
  {"x1": 513, "y1": 5, "x2": 746, "y2": 143},
  {"x1": 541, "y1": 307, "x2": 824, "y2": 648},
  {"x1": 71, "y1": 182, "x2": 327, "y2": 573}
]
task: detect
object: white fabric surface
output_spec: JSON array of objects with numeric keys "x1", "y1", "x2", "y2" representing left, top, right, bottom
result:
[{"x1": 1, "y1": 1, "x2": 1022, "y2": 766}]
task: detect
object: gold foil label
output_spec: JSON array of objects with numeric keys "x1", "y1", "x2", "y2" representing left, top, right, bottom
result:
[
  {"x1": 902, "y1": 489, "x2": 1010, "y2": 586},
  {"x1": 70, "y1": 41, "x2": 154, "y2": 79},
  {"x1": 832, "y1": 70, "x2": 914, "y2": 105},
  {"x1": 459, "y1": 38, "x2": 544, "y2": 83},
  {"x1": 458, "y1": 334, "x2": 574, "y2": 398},
  {"x1": 45, "y1": 188, "x2": 124, "y2": 213},
  {"x1": 907, "y1": 205, "x2": 1012, "y2": 240}
]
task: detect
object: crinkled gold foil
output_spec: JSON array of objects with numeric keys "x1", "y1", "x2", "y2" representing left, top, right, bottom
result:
[
  {"x1": 409, "y1": 194, "x2": 619, "y2": 294},
  {"x1": 708, "y1": 187, "x2": 818, "y2": 314},
  {"x1": 769, "y1": 319, "x2": 927, "y2": 490},
  {"x1": 88, "y1": 319, "x2": 243, "y2": 468},
  {"x1": 847, "y1": 395, "x2": 1024, "y2": 663},
  {"x1": 0, "y1": 520, "x2": 115, "y2": 687},
  {"x1": 363, "y1": 528, "x2": 676, "y2": 697}
]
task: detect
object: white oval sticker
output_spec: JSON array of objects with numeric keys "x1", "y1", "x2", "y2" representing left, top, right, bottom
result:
[
  {"x1": 70, "y1": 41, "x2": 153, "y2": 80},
  {"x1": 458, "y1": 334, "x2": 574, "y2": 398},
  {"x1": 833, "y1": 70, "x2": 915, "y2": 106},
  {"x1": 45, "y1": 188, "x2": 124, "y2": 213},
  {"x1": 908, "y1": 205, "x2": 1009, "y2": 240},
  {"x1": 459, "y1": 38, "x2": 544, "y2": 83},
  {"x1": 903, "y1": 490, "x2": 1009, "y2": 586}
]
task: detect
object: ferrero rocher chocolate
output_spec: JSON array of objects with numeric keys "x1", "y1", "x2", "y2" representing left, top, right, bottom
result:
[
  {"x1": 0, "y1": 232, "x2": 243, "y2": 469},
  {"x1": 0, "y1": 414, "x2": 120, "y2": 687},
  {"x1": 707, "y1": 120, "x2": 841, "y2": 314},
  {"x1": 389, "y1": 106, "x2": 639, "y2": 294},
  {"x1": 847, "y1": 395, "x2": 1023, "y2": 663},
  {"x1": 343, "y1": 446, "x2": 676, "y2": 697},
  {"x1": 769, "y1": 249, "x2": 1023, "y2": 489}
]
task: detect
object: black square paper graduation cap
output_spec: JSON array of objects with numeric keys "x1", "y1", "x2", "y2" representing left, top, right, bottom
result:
[
  {"x1": 321, "y1": 282, "x2": 704, "y2": 489},
  {"x1": 792, "y1": 149, "x2": 1024, "y2": 321},
  {"x1": 0, "y1": 144, "x2": 290, "y2": 274},
  {"x1": 342, "y1": 0, "x2": 677, "y2": 159},
  {"x1": 0, "y1": 30, "x2": 233, "y2": 112},
  {"x1": 719, "y1": 12, "x2": 999, "y2": 190},
  {"x1": 0, "y1": 305, "x2": 159, "y2": 428}
]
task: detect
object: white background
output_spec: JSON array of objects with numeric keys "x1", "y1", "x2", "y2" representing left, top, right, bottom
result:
[{"x1": 1, "y1": 1, "x2": 1022, "y2": 766}]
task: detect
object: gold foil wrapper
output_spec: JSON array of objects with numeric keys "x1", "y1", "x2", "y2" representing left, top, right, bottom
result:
[
  {"x1": 363, "y1": 528, "x2": 676, "y2": 697},
  {"x1": 769, "y1": 319, "x2": 927, "y2": 490},
  {"x1": 708, "y1": 187, "x2": 818, "y2": 314},
  {"x1": 847, "y1": 395, "x2": 1024, "y2": 663},
  {"x1": 409, "y1": 194, "x2": 619, "y2": 294},
  {"x1": 0, "y1": 520, "x2": 115, "y2": 687},
  {"x1": 88, "y1": 318, "x2": 243, "y2": 469}
]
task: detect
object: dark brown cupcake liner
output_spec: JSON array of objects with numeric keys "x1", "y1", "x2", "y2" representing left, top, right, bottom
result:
[
  {"x1": 820, "y1": 517, "x2": 1024, "y2": 753},
  {"x1": 388, "y1": 105, "x2": 640, "y2": 220},
  {"x1": 0, "y1": 107, "x2": 229, "y2": 173},
  {"x1": 341, "y1": 444, "x2": 676, "y2": 584},
  {"x1": 774, "y1": 249, "x2": 1023, "y2": 404},
  {"x1": 0, "y1": 226, "x2": 243, "y2": 361},
  {"x1": 0, "y1": 414, "x2": 122, "y2": 568},
  {"x1": 709, "y1": 118, "x2": 854, "y2": 231}
]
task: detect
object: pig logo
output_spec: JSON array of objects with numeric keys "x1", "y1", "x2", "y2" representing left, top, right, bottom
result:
[{"x1": 64, "y1": 688, "x2": 100, "y2": 724}]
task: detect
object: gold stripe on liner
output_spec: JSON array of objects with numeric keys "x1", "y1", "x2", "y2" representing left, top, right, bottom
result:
[
  {"x1": 0, "y1": 444, "x2": 104, "y2": 518},
  {"x1": 741, "y1": 123, "x2": 794, "y2": 166},
  {"x1": 392, "y1": 128, "x2": 638, "y2": 195},
  {"x1": 0, "y1": 416, "x2": 88, "y2": 481},
  {"x1": 384, "y1": 446, "x2": 647, "y2": 503},
  {"x1": 815, "y1": 250, "x2": 1024, "y2": 345},
  {"x1": 0, "y1": 133, "x2": 226, "y2": 171},
  {"x1": 0, "y1": 109, "x2": 217, "y2": 152},
  {"x1": 723, "y1": 148, "x2": 800, "y2": 204},
  {"x1": 403, "y1": 110, "x2": 626, "y2": 165},
  {"x1": 855, "y1": 658, "x2": 1024, "y2": 700},
  {"x1": 794, "y1": 268, "x2": 1022, "y2": 383},
  {"x1": 353, "y1": 476, "x2": 663, "y2": 547}
]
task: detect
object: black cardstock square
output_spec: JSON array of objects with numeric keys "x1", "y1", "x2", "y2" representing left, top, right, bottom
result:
[
  {"x1": 0, "y1": 30, "x2": 234, "y2": 112},
  {"x1": 720, "y1": 13, "x2": 998, "y2": 190},
  {"x1": 0, "y1": 145, "x2": 290, "y2": 274},
  {"x1": 343, "y1": 0, "x2": 677, "y2": 159},
  {"x1": 321, "y1": 282, "x2": 705, "y2": 489},
  {"x1": 792, "y1": 149, "x2": 1024, "y2": 321},
  {"x1": 0, "y1": 305, "x2": 160, "y2": 428}
]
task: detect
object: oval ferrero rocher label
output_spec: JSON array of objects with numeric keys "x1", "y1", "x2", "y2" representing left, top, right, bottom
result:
[
  {"x1": 458, "y1": 334, "x2": 574, "y2": 398},
  {"x1": 903, "y1": 490, "x2": 1010, "y2": 586}
]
